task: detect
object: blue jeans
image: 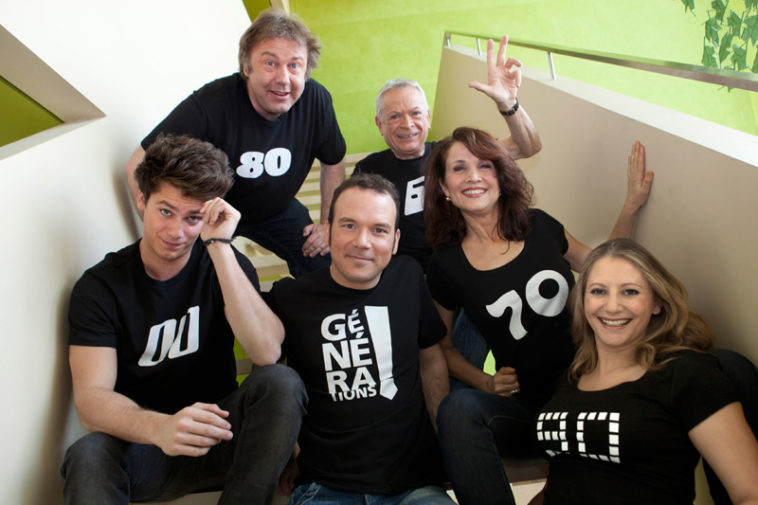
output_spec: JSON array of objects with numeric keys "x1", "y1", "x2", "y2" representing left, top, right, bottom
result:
[
  {"x1": 235, "y1": 198, "x2": 330, "y2": 278},
  {"x1": 61, "y1": 365, "x2": 307, "y2": 505},
  {"x1": 288, "y1": 482, "x2": 453, "y2": 505},
  {"x1": 436, "y1": 389, "x2": 538, "y2": 505},
  {"x1": 704, "y1": 349, "x2": 758, "y2": 505},
  {"x1": 450, "y1": 310, "x2": 489, "y2": 391}
]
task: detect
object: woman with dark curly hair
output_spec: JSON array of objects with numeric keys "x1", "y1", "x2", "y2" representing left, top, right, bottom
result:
[
  {"x1": 533, "y1": 238, "x2": 758, "y2": 505},
  {"x1": 425, "y1": 127, "x2": 652, "y2": 505}
]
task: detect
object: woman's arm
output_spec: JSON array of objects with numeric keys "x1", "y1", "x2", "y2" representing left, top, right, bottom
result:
[
  {"x1": 608, "y1": 141, "x2": 654, "y2": 240},
  {"x1": 434, "y1": 301, "x2": 519, "y2": 395},
  {"x1": 690, "y1": 402, "x2": 758, "y2": 505},
  {"x1": 563, "y1": 141, "x2": 653, "y2": 272}
]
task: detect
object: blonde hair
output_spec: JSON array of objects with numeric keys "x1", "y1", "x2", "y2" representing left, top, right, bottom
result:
[{"x1": 569, "y1": 238, "x2": 713, "y2": 381}]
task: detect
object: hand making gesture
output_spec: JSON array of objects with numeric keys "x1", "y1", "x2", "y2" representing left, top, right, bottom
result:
[{"x1": 469, "y1": 35, "x2": 522, "y2": 112}]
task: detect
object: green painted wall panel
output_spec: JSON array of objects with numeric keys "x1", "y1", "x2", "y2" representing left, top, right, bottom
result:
[
  {"x1": 0, "y1": 76, "x2": 61, "y2": 146},
  {"x1": 5, "y1": 1, "x2": 755, "y2": 151},
  {"x1": 290, "y1": 0, "x2": 756, "y2": 154}
]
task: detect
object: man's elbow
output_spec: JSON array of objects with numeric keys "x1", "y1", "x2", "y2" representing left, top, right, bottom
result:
[{"x1": 253, "y1": 346, "x2": 282, "y2": 366}]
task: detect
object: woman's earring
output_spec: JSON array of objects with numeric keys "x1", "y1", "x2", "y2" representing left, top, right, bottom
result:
[{"x1": 445, "y1": 195, "x2": 451, "y2": 201}]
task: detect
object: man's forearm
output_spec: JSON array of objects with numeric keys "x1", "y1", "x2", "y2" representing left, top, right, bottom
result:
[
  {"x1": 75, "y1": 385, "x2": 168, "y2": 446},
  {"x1": 419, "y1": 344, "x2": 450, "y2": 429},
  {"x1": 206, "y1": 242, "x2": 283, "y2": 365}
]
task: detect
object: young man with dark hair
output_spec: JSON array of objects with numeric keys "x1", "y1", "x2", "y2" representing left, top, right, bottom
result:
[
  {"x1": 126, "y1": 8, "x2": 346, "y2": 278},
  {"x1": 266, "y1": 174, "x2": 454, "y2": 505},
  {"x1": 62, "y1": 134, "x2": 306, "y2": 505}
]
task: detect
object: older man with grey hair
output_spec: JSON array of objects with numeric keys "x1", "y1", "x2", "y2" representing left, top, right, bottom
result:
[{"x1": 354, "y1": 35, "x2": 541, "y2": 272}]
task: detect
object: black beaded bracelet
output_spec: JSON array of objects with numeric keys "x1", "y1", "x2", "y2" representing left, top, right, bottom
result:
[
  {"x1": 203, "y1": 237, "x2": 234, "y2": 246},
  {"x1": 499, "y1": 99, "x2": 519, "y2": 117}
]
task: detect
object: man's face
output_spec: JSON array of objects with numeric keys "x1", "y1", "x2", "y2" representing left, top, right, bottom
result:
[
  {"x1": 375, "y1": 86, "x2": 431, "y2": 160},
  {"x1": 327, "y1": 187, "x2": 400, "y2": 290},
  {"x1": 244, "y1": 37, "x2": 308, "y2": 120},
  {"x1": 138, "y1": 182, "x2": 205, "y2": 277}
]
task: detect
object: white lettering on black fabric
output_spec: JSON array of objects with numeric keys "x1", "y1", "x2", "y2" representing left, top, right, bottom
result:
[
  {"x1": 320, "y1": 306, "x2": 397, "y2": 402},
  {"x1": 486, "y1": 269, "x2": 569, "y2": 340},
  {"x1": 139, "y1": 306, "x2": 200, "y2": 367},
  {"x1": 236, "y1": 148, "x2": 292, "y2": 178}
]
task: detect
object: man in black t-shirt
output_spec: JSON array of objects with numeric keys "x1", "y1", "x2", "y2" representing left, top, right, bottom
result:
[
  {"x1": 354, "y1": 35, "x2": 541, "y2": 272},
  {"x1": 62, "y1": 135, "x2": 306, "y2": 505},
  {"x1": 126, "y1": 9, "x2": 346, "y2": 277},
  {"x1": 267, "y1": 174, "x2": 454, "y2": 504}
]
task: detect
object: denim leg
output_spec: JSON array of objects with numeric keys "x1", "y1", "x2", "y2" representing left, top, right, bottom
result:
[
  {"x1": 436, "y1": 389, "x2": 536, "y2": 505},
  {"x1": 288, "y1": 483, "x2": 452, "y2": 505},
  {"x1": 216, "y1": 364, "x2": 307, "y2": 505},
  {"x1": 395, "y1": 485, "x2": 454, "y2": 505},
  {"x1": 704, "y1": 349, "x2": 758, "y2": 505},
  {"x1": 235, "y1": 198, "x2": 331, "y2": 277},
  {"x1": 288, "y1": 482, "x2": 363, "y2": 505},
  {"x1": 62, "y1": 366, "x2": 305, "y2": 505},
  {"x1": 450, "y1": 310, "x2": 489, "y2": 391},
  {"x1": 61, "y1": 432, "x2": 195, "y2": 505}
]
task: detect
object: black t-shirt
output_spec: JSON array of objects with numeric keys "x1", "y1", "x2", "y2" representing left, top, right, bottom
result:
[
  {"x1": 353, "y1": 142, "x2": 436, "y2": 271},
  {"x1": 427, "y1": 209, "x2": 575, "y2": 406},
  {"x1": 68, "y1": 241, "x2": 260, "y2": 414},
  {"x1": 142, "y1": 74, "x2": 346, "y2": 224},
  {"x1": 266, "y1": 256, "x2": 447, "y2": 494},
  {"x1": 537, "y1": 350, "x2": 737, "y2": 505}
]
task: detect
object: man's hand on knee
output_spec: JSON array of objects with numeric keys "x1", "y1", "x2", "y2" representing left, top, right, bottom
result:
[
  {"x1": 156, "y1": 402, "x2": 233, "y2": 457},
  {"x1": 302, "y1": 223, "x2": 330, "y2": 257}
]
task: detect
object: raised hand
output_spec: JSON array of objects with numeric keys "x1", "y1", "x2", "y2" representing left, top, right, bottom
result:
[
  {"x1": 625, "y1": 141, "x2": 654, "y2": 212},
  {"x1": 469, "y1": 35, "x2": 523, "y2": 111}
]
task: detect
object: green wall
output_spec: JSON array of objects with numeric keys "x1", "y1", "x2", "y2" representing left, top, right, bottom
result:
[
  {"x1": 289, "y1": 0, "x2": 757, "y2": 154},
  {"x1": 0, "y1": 76, "x2": 61, "y2": 146},
  {"x1": 5, "y1": 1, "x2": 755, "y2": 151}
]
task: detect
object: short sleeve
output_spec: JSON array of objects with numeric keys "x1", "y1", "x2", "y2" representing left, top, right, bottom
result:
[
  {"x1": 666, "y1": 351, "x2": 738, "y2": 431},
  {"x1": 416, "y1": 266, "x2": 446, "y2": 349},
  {"x1": 141, "y1": 93, "x2": 209, "y2": 149},
  {"x1": 353, "y1": 157, "x2": 366, "y2": 174},
  {"x1": 68, "y1": 274, "x2": 118, "y2": 348},
  {"x1": 426, "y1": 248, "x2": 460, "y2": 311},
  {"x1": 311, "y1": 83, "x2": 346, "y2": 166},
  {"x1": 532, "y1": 209, "x2": 569, "y2": 255}
]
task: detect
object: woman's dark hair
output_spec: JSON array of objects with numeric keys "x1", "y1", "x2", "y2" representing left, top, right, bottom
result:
[{"x1": 424, "y1": 127, "x2": 533, "y2": 246}]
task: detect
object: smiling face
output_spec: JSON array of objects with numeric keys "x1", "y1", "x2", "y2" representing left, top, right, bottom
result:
[
  {"x1": 375, "y1": 86, "x2": 431, "y2": 160},
  {"x1": 440, "y1": 141, "x2": 501, "y2": 217},
  {"x1": 244, "y1": 37, "x2": 307, "y2": 120},
  {"x1": 584, "y1": 256, "x2": 662, "y2": 357},
  {"x1": 138, "y1": 182, "x2": 205, "y2": 279},
  {"x1": 327, "y1": 187, "x2": 400, "y2": 290}
]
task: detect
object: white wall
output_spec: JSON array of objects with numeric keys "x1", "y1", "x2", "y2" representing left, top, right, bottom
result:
[
  {"x1": 0, "y1": 2, "x2": 249, "y2": 502},
  {"x1": 432, "y1": 45, "x2": 758, "y2": 365}
]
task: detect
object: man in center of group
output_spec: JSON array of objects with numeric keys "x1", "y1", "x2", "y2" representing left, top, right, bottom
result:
[
  {"x1": 354, "y1": 35, "x2": 541, "y2": 272},
  {"x1": 266, "y1": 174, "x2": 454, "y2": 504}
]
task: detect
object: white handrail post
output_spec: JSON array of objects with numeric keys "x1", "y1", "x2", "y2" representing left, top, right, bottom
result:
[{"x1": 548, "y1": 52, "x2": 556, "y2": 80}]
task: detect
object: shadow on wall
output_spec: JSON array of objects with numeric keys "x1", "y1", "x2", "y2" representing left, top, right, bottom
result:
[{"x1": 25, "y1": 286, "x2": 72, "y2": 503}]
